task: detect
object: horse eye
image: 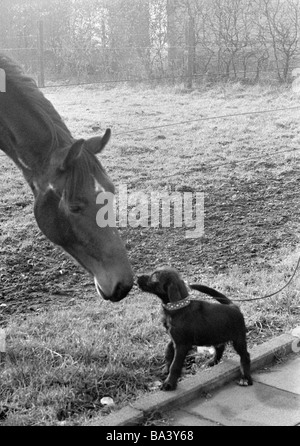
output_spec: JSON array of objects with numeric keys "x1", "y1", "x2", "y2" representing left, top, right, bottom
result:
[{"x1": 69, "y1": 203, "x2": 85, "y2": 214}]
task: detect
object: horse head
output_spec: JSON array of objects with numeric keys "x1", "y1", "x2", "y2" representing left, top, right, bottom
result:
[{"x1": 33, "y1": 129, "x2": 134, "y2": 302}]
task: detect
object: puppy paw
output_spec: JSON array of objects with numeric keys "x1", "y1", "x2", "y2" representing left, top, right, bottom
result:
[
  {"x1": 161, "y1": 381, "x2": 177, "y2": 391},
  {"x1": 238, "y1": 377, "x2": 253, "y2": 387}
]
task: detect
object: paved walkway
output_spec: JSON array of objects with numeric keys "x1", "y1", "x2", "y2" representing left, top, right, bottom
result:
[
  {"x1": 87, "y1": 332, "x2": 300, "y2": 427},
  {"x1": 167, "y1": 353, "x2": 300, "y2": 426}
]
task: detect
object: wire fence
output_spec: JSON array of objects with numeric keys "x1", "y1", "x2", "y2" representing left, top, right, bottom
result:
[
  {"x1": 1, "y1": 98, "x2": 299, "y2": 170},
  {"x1": 1, "y1": 51, "x2": 298, "y2": 89},
  {"x1": 114, "y1": 106, "x2": 300, "y2": 136},
  {"x1": 34, "y1": 68, "x2": 299, "y2": 90},
  {"x1": 2, "y1": 17, "x2": 300, "y2": 89}
]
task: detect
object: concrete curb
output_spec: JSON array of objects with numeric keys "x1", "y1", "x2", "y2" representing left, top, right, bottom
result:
[{"x1": 86, "y1": 333, "x2": 295, "y2": 426}]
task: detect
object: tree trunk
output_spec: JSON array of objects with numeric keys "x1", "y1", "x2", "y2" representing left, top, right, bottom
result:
[
  {"x1": 167, "y1": 0, "x2": 177, "y2": 75},
  {"x1": 186, "y1": 15, "x2": 195, "y2": 89}
]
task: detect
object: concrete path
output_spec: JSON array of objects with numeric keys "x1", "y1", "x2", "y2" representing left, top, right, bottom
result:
[
  {"x1": 168, "y1": 353, "x2": 300, "y2": 426},
  {"x1": 86, "y1": 331, "x2": 300, "y2": 427}
]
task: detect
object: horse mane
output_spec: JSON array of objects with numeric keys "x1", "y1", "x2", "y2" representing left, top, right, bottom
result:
[{"x1": 0, "y1": 55, "x2": 73, "y2": 151}]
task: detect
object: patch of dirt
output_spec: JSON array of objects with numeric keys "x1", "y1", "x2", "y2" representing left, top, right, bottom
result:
[{"x1": 125, "y1": 167, "x2": 300, "y2": 276}]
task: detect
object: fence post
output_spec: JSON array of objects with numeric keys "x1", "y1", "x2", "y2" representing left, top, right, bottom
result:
[
  {"x1": 37, "y1": 20, "x2": 45, "y2": 88},
  {"x1": 185, "y1": 16, "x2": 195, "y2": 89},
  {"x1": 0, "y1": 328, "x2": 6, "y2": 366},
  {"x1": 0, "y1": 68, "x2": 6, "y2": 92}
]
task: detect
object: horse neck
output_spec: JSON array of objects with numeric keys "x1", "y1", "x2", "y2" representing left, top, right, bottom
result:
[{"x1": 0, "y1": 91, "x2": 73, "y2": 189}]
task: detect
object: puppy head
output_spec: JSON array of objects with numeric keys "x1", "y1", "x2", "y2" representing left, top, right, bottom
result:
[{"x1": 137, "y1": 267, "x2": 188, "y2": 305}]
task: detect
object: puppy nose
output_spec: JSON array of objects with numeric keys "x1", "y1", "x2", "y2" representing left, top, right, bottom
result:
[{"x1": 137, "y1": 275, "x2": 148, "y2": 287}]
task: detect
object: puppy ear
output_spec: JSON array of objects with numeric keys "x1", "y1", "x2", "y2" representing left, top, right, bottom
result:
[{"x1": 167, "y1": 282, "x2": 182, "y2": 303}]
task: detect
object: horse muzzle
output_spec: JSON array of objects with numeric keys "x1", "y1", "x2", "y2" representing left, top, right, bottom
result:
[{"x1": 94, "y1": 276, "x2": 134, "y2": 302}]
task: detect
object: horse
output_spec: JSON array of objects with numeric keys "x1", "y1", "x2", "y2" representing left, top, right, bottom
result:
[{"x1": 0, "y1": 55, "x2": 133, "y2": 302}]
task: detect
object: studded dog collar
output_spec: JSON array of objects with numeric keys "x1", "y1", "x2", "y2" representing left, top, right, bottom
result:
[
  {"x1": 161, "y1": 282, "x2": 202, "y2": 312},
  {"x1": 162, "y1": 297, "x2": 192, "y2": 311}
]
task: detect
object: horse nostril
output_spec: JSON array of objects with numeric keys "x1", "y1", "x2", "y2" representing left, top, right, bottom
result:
[{"x1": 112, "y1": 282, "x2": 133, "y2": 302}]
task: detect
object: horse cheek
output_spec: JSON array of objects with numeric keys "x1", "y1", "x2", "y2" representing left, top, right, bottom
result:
[{"x1": 34, "y1": 191, "x2": 73, "y2": 246}]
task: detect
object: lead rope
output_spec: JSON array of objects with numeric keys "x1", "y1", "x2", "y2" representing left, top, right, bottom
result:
[{"x1": 188, "y1": 255, "x2": 300, "y2": 303}]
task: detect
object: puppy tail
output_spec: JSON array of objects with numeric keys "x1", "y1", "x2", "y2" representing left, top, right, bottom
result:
[{"x1": 189, "y1": 284, "x2": 233, "y2": 305}]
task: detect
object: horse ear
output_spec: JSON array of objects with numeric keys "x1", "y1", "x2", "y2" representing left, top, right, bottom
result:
[
  {"x1": 60, "y1": 139, "x2": 85, "y2": 171},
  {"x1": 84, "y1": 128, "x2": 111, "y2": 155}
]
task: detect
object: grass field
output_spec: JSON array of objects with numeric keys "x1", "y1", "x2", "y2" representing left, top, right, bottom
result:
[{"x1": 0, "y1": 82, "x2": 300, "y2": 425}]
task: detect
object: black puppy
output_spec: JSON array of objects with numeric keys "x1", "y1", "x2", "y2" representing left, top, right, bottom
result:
[{"x1": 137, "y1": 267, "x2": 252, "y2": 391}]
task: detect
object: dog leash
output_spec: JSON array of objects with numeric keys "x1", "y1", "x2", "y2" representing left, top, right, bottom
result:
[
  {"x1": 231, "y1": 255, "x2": 300, "y2": 302},
  {"x1": 189, "y1": 255, "x2": 300, "y2": 304}
]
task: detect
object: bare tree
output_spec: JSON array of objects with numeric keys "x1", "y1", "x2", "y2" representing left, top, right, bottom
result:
[
  {"x1": 205, "y1": 0, "x2": 254, "y2": 79},
  {"x1": 2, "y1": 0, "x2": 300, "y2": 85},
  {"x1": 260, "y1": 0, "x2": 300, "y2": 82}
]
